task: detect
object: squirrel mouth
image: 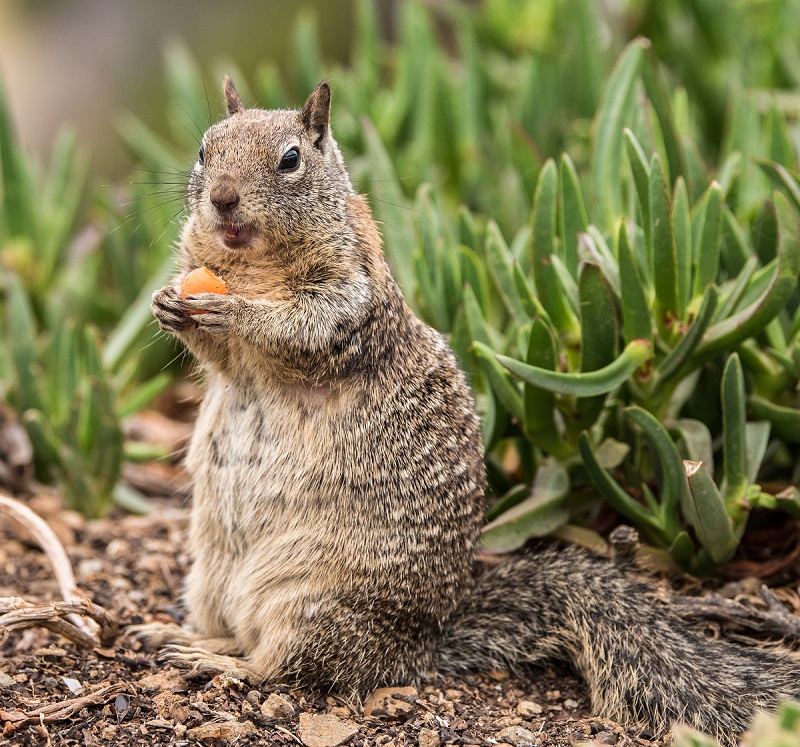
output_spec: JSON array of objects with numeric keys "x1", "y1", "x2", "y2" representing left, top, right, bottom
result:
[{"x1": 218, "y1": 223, "x2": 254, "y2": 250}]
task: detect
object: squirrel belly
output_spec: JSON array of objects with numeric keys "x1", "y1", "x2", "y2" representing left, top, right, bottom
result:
[{"x1": 147, "y1": 77, "x2": 800, "y2": 745}]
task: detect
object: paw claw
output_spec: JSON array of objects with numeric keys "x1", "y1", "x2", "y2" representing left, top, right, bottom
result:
[{"x1": 151, "y1": 286, "x2": 193, "y2": 332}]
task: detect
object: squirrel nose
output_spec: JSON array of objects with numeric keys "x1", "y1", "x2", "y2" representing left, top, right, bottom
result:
[{"x1": 209, "y1": 178, "x2": 240, "y2": 212}]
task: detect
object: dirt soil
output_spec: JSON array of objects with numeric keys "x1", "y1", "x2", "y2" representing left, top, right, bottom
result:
[
  {"x1": 0, "y1": 497, "x2": 666, "y2": 747},
  {"x1": 1, "y1": 402, "x2": 799, "y2": 747}
]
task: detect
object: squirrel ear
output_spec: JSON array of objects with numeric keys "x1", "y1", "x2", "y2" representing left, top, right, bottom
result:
[
  {"x1": 300, "y1": 81, "x2": 331, "y2": 148},
  {"x1": 223, "y1": 75, "x2": 244, "y2": 116}
]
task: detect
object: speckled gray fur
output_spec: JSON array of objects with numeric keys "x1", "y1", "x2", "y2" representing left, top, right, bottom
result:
[{"x1": 147, "y1": 79, "x2": 800, "y2": 745}]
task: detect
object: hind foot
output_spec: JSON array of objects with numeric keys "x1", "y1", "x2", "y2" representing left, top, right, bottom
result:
[
  {"x1": 159, "y1": 644, "x2": 261, "y2": 685},
  {"x1": 126, "y1": 622, "x2": 241, "y2": 655}
]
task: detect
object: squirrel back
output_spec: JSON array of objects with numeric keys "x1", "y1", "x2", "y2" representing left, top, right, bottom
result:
[{"x1": 149, "y1": 79, "x2": 800, "y2": 745}]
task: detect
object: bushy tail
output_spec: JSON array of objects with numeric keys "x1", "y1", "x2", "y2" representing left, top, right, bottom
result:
[{"x1": 435, "y1": 544, "x2": 800, "y2": 745}]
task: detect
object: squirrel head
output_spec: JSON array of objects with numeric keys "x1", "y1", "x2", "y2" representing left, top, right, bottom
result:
[{"x1": 185, "y1": 77, "x2": 354, "y2": 258}]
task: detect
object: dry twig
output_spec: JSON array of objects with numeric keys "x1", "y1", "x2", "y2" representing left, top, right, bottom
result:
[
  {"x1": 670, "y1": 586, "x2": 800, "y2": 643},
  {"x1": 0, "y1": 492, "x2": 116, "y2": 645},
  {"x1": 0, "y1": 597, "x2": 117, "y2": 647},
  {"x1": 0, "y1": 683, "x2": 129, "y2": 735}
]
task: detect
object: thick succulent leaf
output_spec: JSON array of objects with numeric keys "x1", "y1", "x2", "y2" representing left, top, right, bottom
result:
[
  {"x1": 753, "y1": 198, "x2": 779, "y2": 266},
  {"x1": 721, "y1": 353, "x2": 747, "y2": 496},
  {"x1": 575, "y1": 262, "x2": 618, "y2": 429},
  {"x1": 756, "y1": 159, "x2": 800, "y2": 212},
  {"x1": 671, "y1": 418, "x2": 714, "y2": 473},
  {"x1": 743, "y1": 421, "x2": 772, "y2": 484},
  {"x1": 624, "y1": 128, "x2": 651, "y2": 249},
  {"x1": 7, "y1": 276, "x2": 42, "y2": 413},
  {"x1": 361, "y1": 118, "x2": 417, "y2": 295},
  {"x1": 481, "y1": 460, "x2": 570, "y2": 553},
  {"x1": 749, "y1": 395, "x2": 800, "y2": 444},
  {"x1": 578, "y1": 432, "x2": 667, "y2": 544},
  {"x1": 618, "y1": 221, "x2": 653, "y2": 344},
  {"x1": 485, "y1": 484, "x2": 530, "y2": 523},
  {"x1": 498, "y1": 339, "x2": 653, "y2": 396},
  {"x1": 640, "y1": 46, "x2": 687, "y2": 189},
  {"x1": 558, "y1": 153, "x2": 588, "y2": 278},
  {"x1": 459, "y1": 245, "x2": 491, "y2": 317},
  {"x1": 104, "y1": 254, "x2": 176, "y2": 373},
  {"x1": 512, "y1": 261, "x2": 550, "y2": 321},
  {"x1": 626, "y1": 407, "x2": 683, "y2": 529},
  {"x1": 472, "y1": 341, "x2": 525, "y2": 421},
  {"x1": 692, "y1": 181, "x2": 723, "y2": 297},
  {"x1": 683, "y1": 460, "x2": 738, "y2": 565},
  {"x1": 766, "y1": 102, "x2": 795, "y2": 169},
  {"x1": 669, "y1": 531, "x2": 697, "y2": 571},
  {"x1": 0, "y1": 81, "x2": 35, "y2": 239},
  {"x1": 486, "y1": 220, "x2": 529, "y2": 322},
  {"x1": 592, "y1": 39, "x2": 645, "y2": 224},
  {"x1": 530, "y1": 160, "x2": 576, "y2": 332},
  {"x1": 720, "y1": 206, "x2": 752, "y2": 276},
  {"x1": 524, "y1": 318, "x2": 571, "y2": 457},
  {"x1": 549, "y1": 255, "x2": 580, "y2": 318},
  {"x1": 672, "y1": 177, "x2": 691, "y2": 318},
  {"x1": 582, "y1": 228, "x2": 621, "y2": 299},
  {"x1": 654, "y1": 284, "x2": 718, "y2": 384},
  {"x1": 698, "y1": 193, "x2": 800, "y2": 357},
  {"x1": 649, "y1": 153, "x2": 680, "y2": 329},
  {"x1": 463, "y1": 285, "x2": 502, "y2": 350}
]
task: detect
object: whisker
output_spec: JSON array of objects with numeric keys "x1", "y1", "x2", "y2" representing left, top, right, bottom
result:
[
  {"x1": 370, "y1": 197, "x2": 420, "y2": 214},
  {"x1": 132, "y1": 165, "x2": 192, "y2": 178},
  {"x1": 147, "y1": 204, "x2": 189, "y2": 248},
  {"x1": 201, "y1": 75, "x2": 213, "y2": 127}
]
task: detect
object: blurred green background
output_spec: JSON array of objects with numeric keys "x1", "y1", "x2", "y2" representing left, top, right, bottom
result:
[
  {"x1": 1, "y1": 0, "x2": 800, "y2": 581},
  {"x1": 0, "y1": 0, "x2": 359, "y2": 178}
]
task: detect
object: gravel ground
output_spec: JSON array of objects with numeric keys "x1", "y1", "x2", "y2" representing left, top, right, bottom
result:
[
  {"x1": 3, "y1": 402, "x2": 798, "y2": 747},
  {"x1": 0, "y1": 494, "x2": 664, "y2": 747}
]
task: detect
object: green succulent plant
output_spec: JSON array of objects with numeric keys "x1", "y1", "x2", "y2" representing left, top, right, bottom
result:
[
  {"x1": 2, "y1": 0, "x2": 799, "y2": 554},
  {"x1": 0, "y1": 79, "x2": 172, "y2": 516},
  {"x1": 400, "y1": 36, "x2": 800, "y2": 571}
]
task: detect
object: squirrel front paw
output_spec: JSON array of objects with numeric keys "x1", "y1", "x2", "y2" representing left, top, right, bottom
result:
[
  {"x1": 182, "y1": 293, "x2": 239, "y2": 334},
  {"x1": 151, "y1": 285, "x2": 194, "y2": 333}
]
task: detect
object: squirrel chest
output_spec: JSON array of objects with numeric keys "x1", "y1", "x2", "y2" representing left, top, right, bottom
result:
[{"x1": 186, "y1": 375, "x2": 353, "y2": 543}]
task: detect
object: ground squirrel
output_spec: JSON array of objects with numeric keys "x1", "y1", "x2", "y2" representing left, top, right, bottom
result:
[{"x1": 144, "y1": 78, "x2": 800, "y2": 744}]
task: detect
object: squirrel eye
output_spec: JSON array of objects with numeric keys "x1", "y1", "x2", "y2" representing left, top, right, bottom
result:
[
  {"x1": 198, "y1": 144, "x2": 205, "y2": 164},
  {"x1": 278, "y1": 148, "x2": 300, "y2": 172}
]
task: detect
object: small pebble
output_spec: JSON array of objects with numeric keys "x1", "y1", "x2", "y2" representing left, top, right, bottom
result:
[
  {"x1": 516, "y1": 700, "x2": 543, "y2": 716},
  {"x1": 594, "y1": 731, "x2": 618, "y2": 744},
  {"x1": 363, "y1": 686, "x2": 417, "y2": 716},
  {"x1": 497, "y1": 725, "x2": 539, "y2": 746},
  {"x1": 187, "y1": 722, "x2": 256, "y2": 740},
  {"x1": 62, "y1": 677, "x2": 83, "y2": 695},
  {"x1": 260, "y1": 692, "x2": 294, "y2": 719},
  {"x1": 297, "y1": 713, "x2": 359, "y2": 747}
]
